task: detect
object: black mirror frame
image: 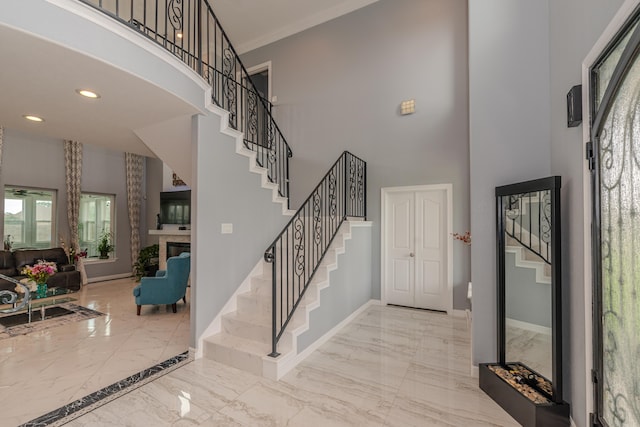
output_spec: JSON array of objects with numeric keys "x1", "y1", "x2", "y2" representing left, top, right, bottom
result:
[{"x1": 495, "y1": 176, "x2": 563, "y2": 403}]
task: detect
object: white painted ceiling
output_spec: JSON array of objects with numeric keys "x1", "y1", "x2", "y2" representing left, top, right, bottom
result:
[
  {"x1": 0, "y1": 0, "x2": 378, "y2": 156},
  {"x1": 210, "y1": 0, "x2": 380, "y2": 53}
]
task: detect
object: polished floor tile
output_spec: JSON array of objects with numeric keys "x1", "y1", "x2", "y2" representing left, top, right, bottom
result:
[
  {"x1": 69, "y1": 305, "x2": 519, "y2": 426},
  {"x1": 0, "y1": 278, "x2": 189, "y2": 426}
]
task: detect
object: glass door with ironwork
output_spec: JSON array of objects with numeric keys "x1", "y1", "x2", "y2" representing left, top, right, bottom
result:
[{"x1": 590, "y1": 8, "x2": 640, "y2": 427}]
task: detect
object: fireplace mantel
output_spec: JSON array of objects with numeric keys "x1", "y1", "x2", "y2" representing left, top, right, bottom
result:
[
  {"x1": 148, "y1": 229, "x2": 191, "y2": 236},
  {"x1": 149, "y1": 230, "x2": 191, "y2": 270}
]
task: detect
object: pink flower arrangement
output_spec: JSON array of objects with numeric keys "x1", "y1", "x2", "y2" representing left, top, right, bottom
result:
[
  {"x1": 22, "y1": 260, "x2": 57, "y2": 284},
  {"x1": 452, "y1": 231, "x2": 471, "y2": 245}
]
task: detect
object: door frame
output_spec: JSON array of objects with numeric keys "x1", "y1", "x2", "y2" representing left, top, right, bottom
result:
[
  {"x1": 245, "y1": 61, "x2": 272, "y2": 103},
  {"x1": 380, "y1": 184, "x2": 453, "y2": 314},
  {"x1": 582, "y1": 0, "x2": 640, "y2": 422}
]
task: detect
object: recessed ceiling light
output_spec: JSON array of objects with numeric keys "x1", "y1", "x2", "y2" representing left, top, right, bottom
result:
[
  {"x1": 23, "y1": 115, "x2": 44, "y2": 122},
  {"x1": 76, "y1": 89, "x2": 101, "y2": 99}
]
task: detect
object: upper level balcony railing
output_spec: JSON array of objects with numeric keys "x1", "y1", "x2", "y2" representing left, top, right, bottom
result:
[{"x1": 80, "y1": 0, "x2": 292, "y2": 203}]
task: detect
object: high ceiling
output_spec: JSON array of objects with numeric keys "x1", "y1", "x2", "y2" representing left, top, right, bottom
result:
[
  {"x1": 0, "y1": 0, "x2": 379, "y2": 156},
  {"x1": 210, "y1": 0, "x2": 380, "y2": 53}
]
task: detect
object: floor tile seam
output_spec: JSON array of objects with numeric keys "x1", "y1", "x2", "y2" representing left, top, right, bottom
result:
[{"x1": 32, "y1": 352, "x2": 193, "y2": 427}]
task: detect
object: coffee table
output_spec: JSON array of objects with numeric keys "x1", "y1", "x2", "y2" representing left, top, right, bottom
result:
[{"x1": 12, "y1": 288, "x2": 76, "y2": 323}]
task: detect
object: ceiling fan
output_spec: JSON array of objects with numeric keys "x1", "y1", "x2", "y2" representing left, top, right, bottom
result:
[{"x1": 8, "y1": 188, "x2": 50, "y2": 197}]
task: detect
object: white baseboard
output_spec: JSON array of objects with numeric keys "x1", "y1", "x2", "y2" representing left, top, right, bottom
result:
[
  {"x1": 278, "y1": 299, "x2": 377, "y2": 377},
  {"x1": 87, "y1": 272, "x2": 133, "y2": 283},
  {"x1": 470, "y1": 364, "x2": 479, "y2": 378}
]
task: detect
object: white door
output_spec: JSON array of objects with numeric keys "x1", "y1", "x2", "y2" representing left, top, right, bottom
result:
[{"x1": 384, "y1": 187, "x2": 449, "y2": 312}]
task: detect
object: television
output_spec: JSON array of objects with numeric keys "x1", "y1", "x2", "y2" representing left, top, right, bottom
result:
[{"x1": 160, "y1": 190, "x2": 191, "y2": 225}]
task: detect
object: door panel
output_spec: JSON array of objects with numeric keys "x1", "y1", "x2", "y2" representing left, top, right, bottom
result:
[
  {"x1": 591, "y1": 13, "x2": 640, "y2": 426},
  {"x1": 385, "y1": 192, "x2": 415, "y2": 307},
  {"x1": 392, "y1": 259, "x2": 411, "y2": 293},
  {"x1": 384, "y1": 188, "x2": 449, "y2": 312},
  {"x1": 415, "y1": 190, "x2": 447, "y2": 311},
  {"x1": 418, "y1": 260, "x2": 442, "y2": 296}
]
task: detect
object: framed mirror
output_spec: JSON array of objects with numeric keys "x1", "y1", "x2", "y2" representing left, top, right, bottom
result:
[{"x1": 496, "y1": 176, "x2": 563, "y2": 404}]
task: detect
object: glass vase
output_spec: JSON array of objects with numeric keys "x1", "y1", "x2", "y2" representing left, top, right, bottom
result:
[{"x1": 37, "y1": 283, "x2": 48, "y2": 298}]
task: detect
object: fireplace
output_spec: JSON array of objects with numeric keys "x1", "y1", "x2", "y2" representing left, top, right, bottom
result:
[{"x1": 166, "y1": 242, "x2": 191, "y2": 260}]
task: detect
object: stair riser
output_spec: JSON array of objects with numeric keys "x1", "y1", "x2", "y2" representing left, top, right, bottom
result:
[
  {"x1": 222, "y1": 315, "x2": 272, "y2": 344},
  {"x1": 237, "y1": 286, "x2": 319, "y2": 318},
  {"x1": 204, "y1": 340, "x2": 264, "y2": 376}
]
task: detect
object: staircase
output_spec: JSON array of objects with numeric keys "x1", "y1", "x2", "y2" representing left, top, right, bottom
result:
[
  {"x1": 504, "y1": 192, "x2": 552, "y2": 285},
  {"x1": 77, "y1": 0, "x2": 370, "y2": 379},
  {"x1": 203, "y1": 222, "x2": 355, "y2": 380},
  {"x1": 506, "y1": 236, "x2": 551, "y2": 285}
]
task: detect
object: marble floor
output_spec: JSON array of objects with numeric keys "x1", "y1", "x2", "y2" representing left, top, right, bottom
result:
[
  {"x1": 0, "y1": 277, "x2": 190, "y2": 426},
  {"x1": 505, "y1": 323, "x2": 552, "y2": 380},
  {"x1": 68, "y1": 305, "x2": 518, "y2": 426}
]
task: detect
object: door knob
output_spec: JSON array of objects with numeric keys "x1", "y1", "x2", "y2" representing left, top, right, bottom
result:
[{"x1": 409, "y1": 252, "x2": 415, "y2": 257}]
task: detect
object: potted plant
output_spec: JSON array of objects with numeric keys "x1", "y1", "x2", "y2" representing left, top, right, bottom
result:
[
  {"x1": 98, "y1": 230, "x2": 114, "y2": 259},
  {"x1": 133, "y1": 244, "x2": 159, "y2": 281}
]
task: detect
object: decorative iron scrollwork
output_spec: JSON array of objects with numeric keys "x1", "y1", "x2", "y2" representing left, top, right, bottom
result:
[
  {"x1": 167, "y1": 0, "x2": 183, "y2": 31},
  {"x1": 294, "y1": 217, "x2": 305, "y2": 277},
  {"x1": 222, "y1": 48, "x2": 237, "y2": 128},
  {"x1": 313, "y1": 192, "x2": 322, "y2": 245},
  {"x1": 349, "y1": 158, "x2": 357, "y2": 201},
  {"x1": 329, "y1": 169, "x2": 337, "y2": 219},
  {"x1": 540, "y1": 191, "x2": 552, "y2": 243},
  {"x1": 357, "y1": 163, "x2": 365, "y2": 203},
  {"x1": 503, "y1": 192, "x2": 551, "y2": 264},
  {"x1": 247, "y1": 91, "x2": 258, "y2": 142}
]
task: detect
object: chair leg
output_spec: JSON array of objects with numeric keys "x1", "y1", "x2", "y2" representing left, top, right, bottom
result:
[
  {"x1": 172, "y1": 303, "x2": 177, "y2": 313},
  {"x1": 183, "y1": 296, "x2": 187, "y2": 304},
  {"x1": 137, "y1": 305, "x2": 141, "y2": 316}
]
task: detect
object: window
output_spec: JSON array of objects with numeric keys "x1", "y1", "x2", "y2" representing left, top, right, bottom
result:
[
  {"x1": 4, "y1": 187, "x2": 56, "y2": 249},
  {"x1": 79, "y1": 193, "x2": 115, "y2": 258}
]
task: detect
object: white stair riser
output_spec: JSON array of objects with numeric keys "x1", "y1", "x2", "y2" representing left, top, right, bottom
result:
[
  {"x1": 236, "y1": 284, "x2": 320, "y2": 318},
  {"x1": 221, "y1": 313, "x2": 299, "y2": 347},
  {"x1": 203, "y1": 222, "x2": 353, "y2": 379},
  {"x1": 204, "y1": 340, "x2": 264, "y2": 376}
]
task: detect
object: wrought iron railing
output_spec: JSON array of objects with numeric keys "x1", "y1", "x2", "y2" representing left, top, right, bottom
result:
[
  {"x1": 79, "y1": 0, "x2": 292, "y2": 202},
  {"x1": 504, "y1": 191, "x2": 551, "y2": 264},
  {"x1": 264, "y1": 151, "x2": 366, "y2": 357}
]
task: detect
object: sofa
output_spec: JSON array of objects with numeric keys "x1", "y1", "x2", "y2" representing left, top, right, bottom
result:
[{"x1": 0, "y1": 247, "x2": 82, "y2": 293}]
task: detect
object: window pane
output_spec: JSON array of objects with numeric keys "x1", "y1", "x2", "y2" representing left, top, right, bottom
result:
[
  {"x1": 594, "y1": 21, "x2": 639, "y2": 111},
  {"x1": 598, "y1": 48, "x2": 640, "y2": 426},
  {"x1": 36, "y1": 222, "x2": 51, "y2": 242},
  {"x1": 79, "y1": 193, "x2": 115, "y2": 258},
  {"x1": 4, "y1": 188, "x2": 54, "y2": 248},
  {"x1": 35, "y1": 200, "x2": 52, "y2": 221}
]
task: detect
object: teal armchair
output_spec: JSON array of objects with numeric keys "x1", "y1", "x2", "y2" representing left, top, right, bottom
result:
[{"x1": 133, "y1": 252, "x2": 190, "y2": 315}]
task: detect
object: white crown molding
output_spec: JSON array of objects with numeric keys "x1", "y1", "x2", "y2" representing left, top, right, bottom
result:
[{"x1": 235, "y1": 0, "x2": 380, "y2": 54}]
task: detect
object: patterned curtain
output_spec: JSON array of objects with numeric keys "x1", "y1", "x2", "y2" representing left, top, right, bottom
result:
[
  {"x1": 64, "y1": 140, "x2": 87, "y2": 285},
  {"x1": 126, "y1": 153, "x2": 144, "y2": 270},
  {"x1": 0, "y1": 127, "x2": 4, "y2": 172}
]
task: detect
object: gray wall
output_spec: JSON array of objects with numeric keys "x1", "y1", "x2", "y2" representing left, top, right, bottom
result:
[
  {"x1": 549, "y1": 1, "x2": 624, "y2": 425},
  {"x1": 0, "y1": 128, "x2": 140, "y2": 279},
  {"x1": 192, "y1": 111, "x2": 290, "y2": 347},
  {"x1": 241, "y1": 0, "x2": 471, "y2": 310},
  {"x1": 297, "y1": 223, "x2": 372, "y2": 352},
  {"x1": 505, "y1": 251, "x2": 551, "y2": 328},
  {"x1": 468, "y1": 0, "x2": 551, "y2": 370}
]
